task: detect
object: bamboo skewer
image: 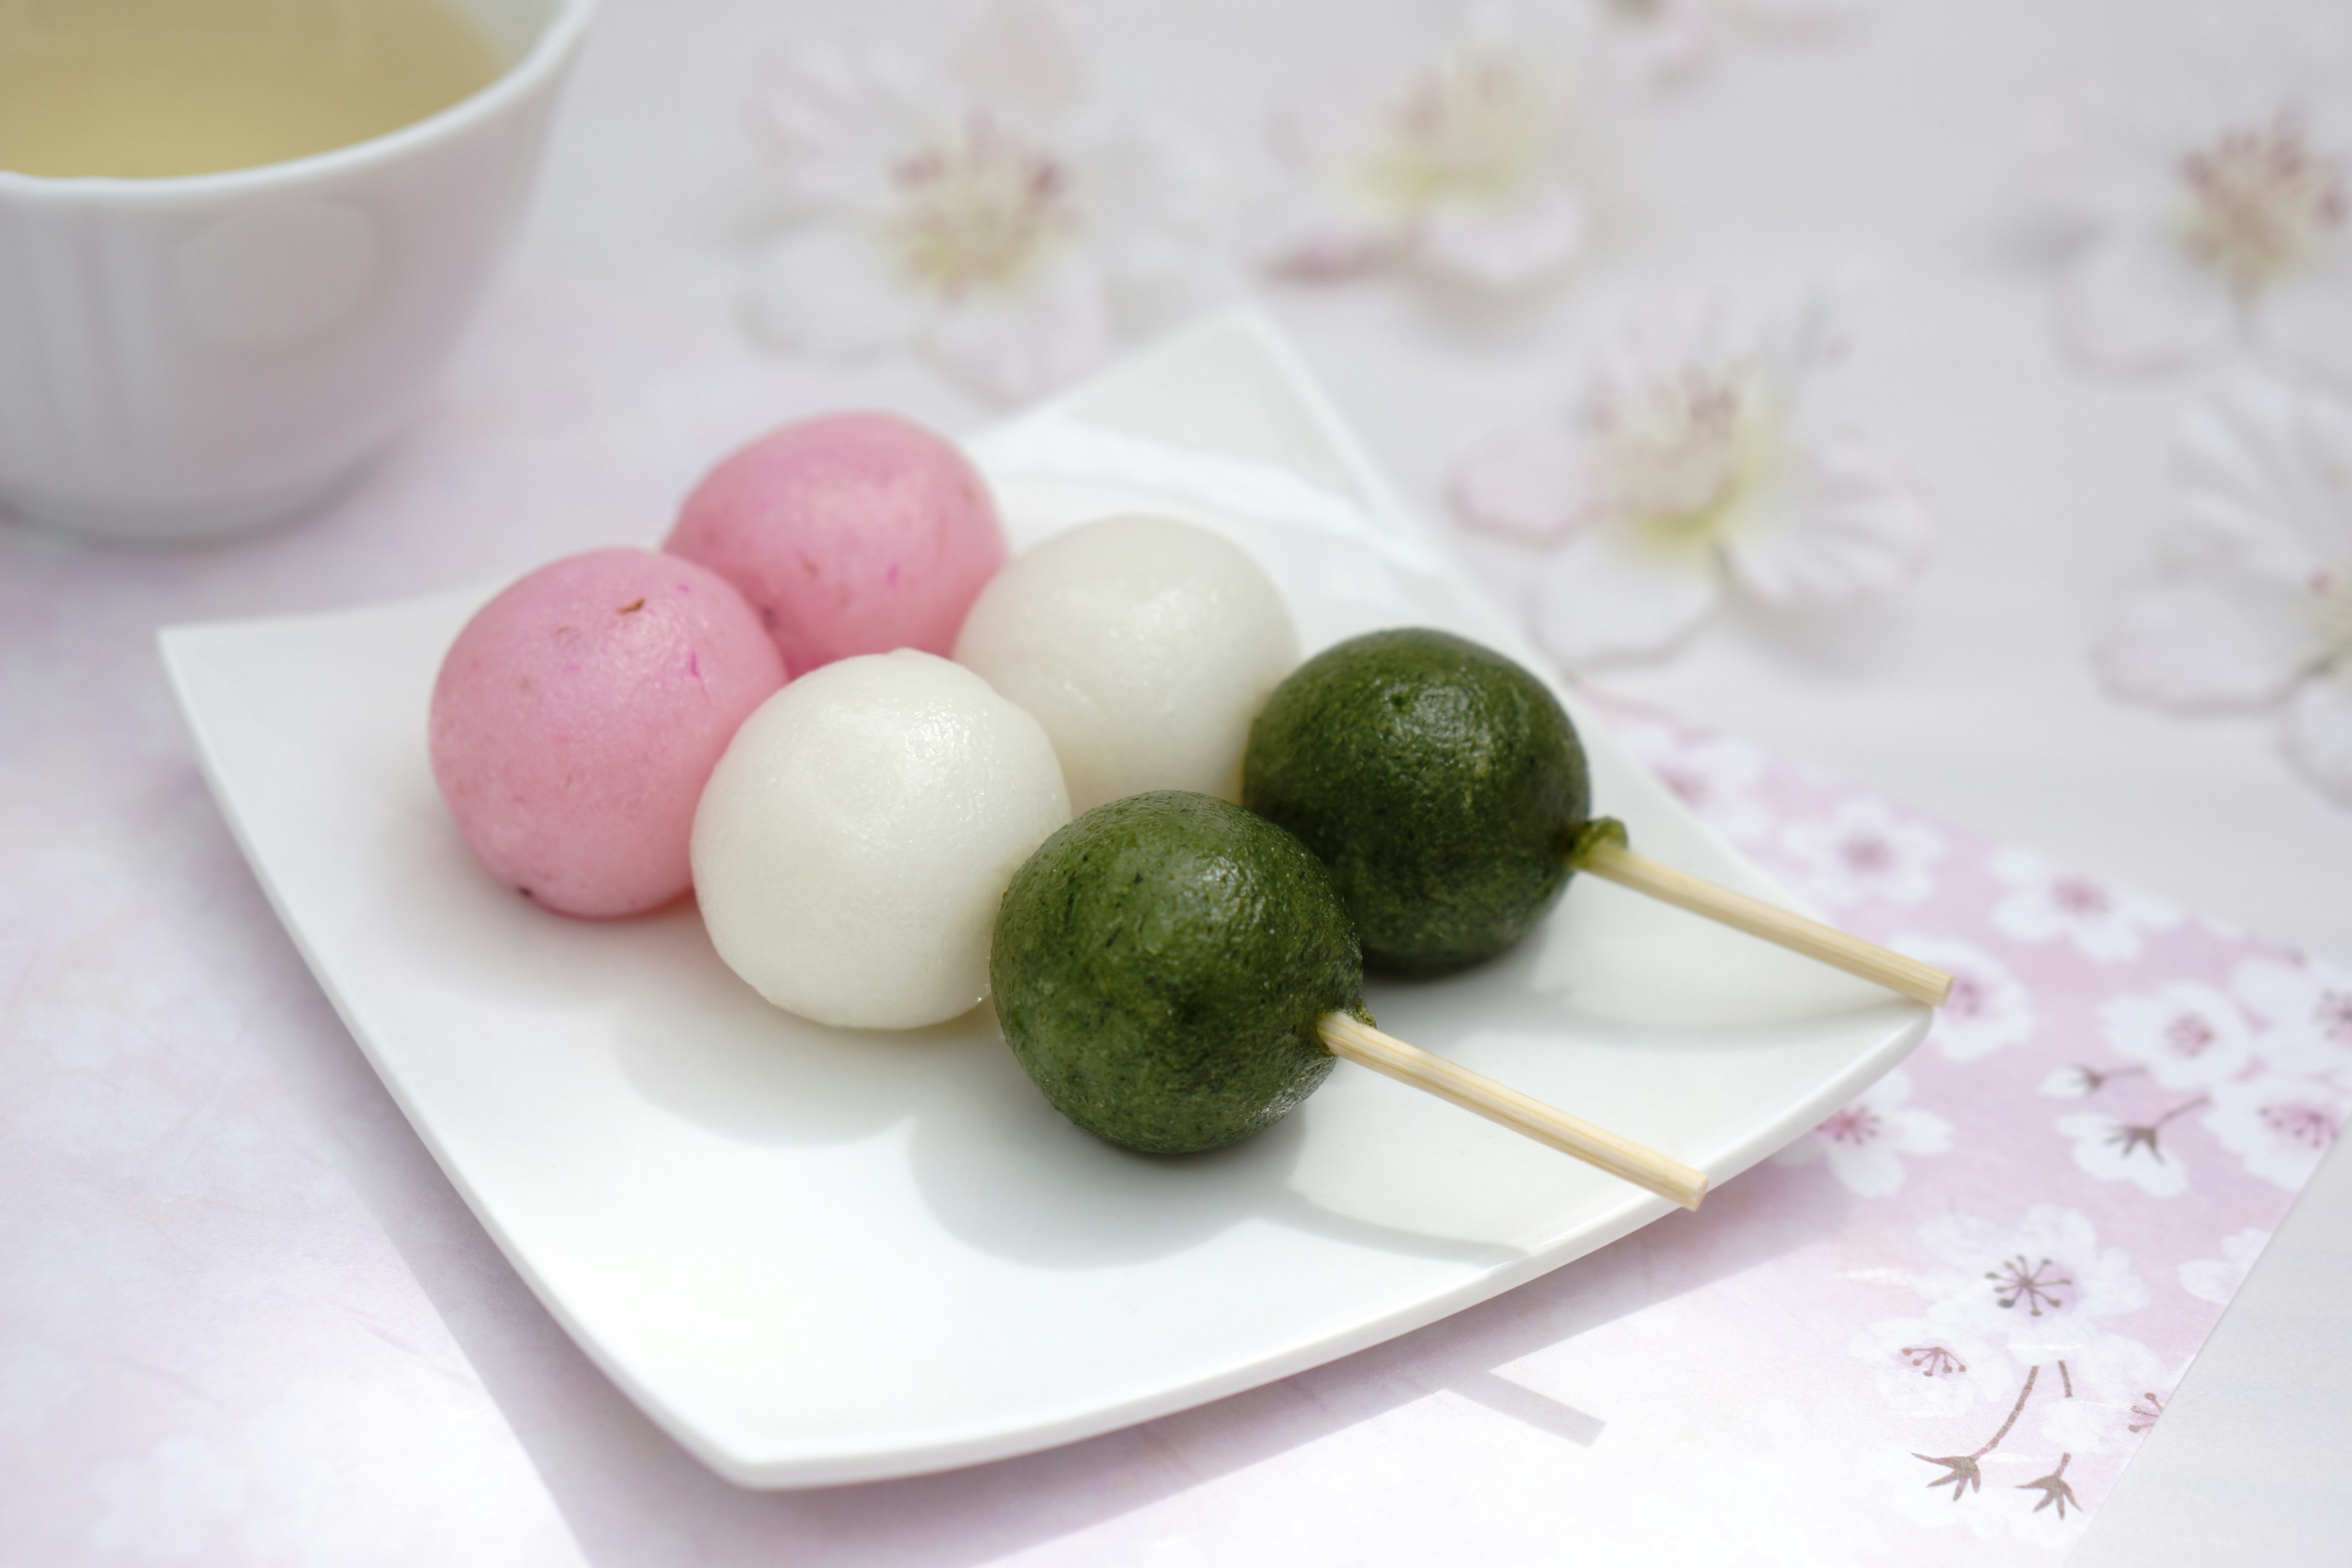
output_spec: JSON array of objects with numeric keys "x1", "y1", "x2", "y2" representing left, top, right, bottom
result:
[
  {"x1": 1318, "y1": 1012, "x2": 1709, "y2": 1210},
  {"x1": 1570, "y1": 821, "x2": 1954, "y2": 1008}
]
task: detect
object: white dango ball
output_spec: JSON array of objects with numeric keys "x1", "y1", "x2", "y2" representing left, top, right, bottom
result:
[
  {"x1": 691, "y1": 650, "x2": 1070, "y2": 1030},
  {"x1": 952, "y1": 515, "x2": 1298, "y2": 815}
]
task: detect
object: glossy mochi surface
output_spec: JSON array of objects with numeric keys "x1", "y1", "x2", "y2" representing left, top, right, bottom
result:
[
  {"x1": 428, "y1": 548, "x2": 785, "y2": 919},
  {"x1": 953, "y1": 514, "x2": 1299, "y2": 814},
  {"x1": 692, "y1": 650, "x2": 1069, "y2": 1030},
  {"x1": 665, "y1": 413, "x2": 1008, "y2": 677},
  {"x1": 1243, "y1": 628, "x2": 1591, "y2": 976},
  {"x1": 992, "y1": 791, "x2": 1366, "y2": 1154}
]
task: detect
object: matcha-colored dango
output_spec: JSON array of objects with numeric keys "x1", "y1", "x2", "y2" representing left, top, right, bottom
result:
[
  {"x1": 990, "y1": 791, "x2": 1369, "y2": 1154},
  {"x1": 991, "y1": 790, "x2": 1711, "y2": 1207},
  {"x1": 1242, "y1": 628, "x2": 1589, "y2": 976}
]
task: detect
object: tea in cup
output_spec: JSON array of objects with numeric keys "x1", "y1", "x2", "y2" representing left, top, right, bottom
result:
[{"x1": 0, "y1": 0, "x2": 595, "y2": 542}]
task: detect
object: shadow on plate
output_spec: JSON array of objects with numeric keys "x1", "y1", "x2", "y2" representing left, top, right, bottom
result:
[
  {"x1": 374, "y1": 835, "x2": 1527, "y2": 1272},
  {"x1": 349, "y1": 1099, "x2": 1847, "y2": 1568},
  {"x1": 598, "y1": 903, "x2": 1519, "y2": 1272}
]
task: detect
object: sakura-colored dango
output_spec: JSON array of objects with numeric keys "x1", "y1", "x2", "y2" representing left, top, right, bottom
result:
[
  {"x1": 429, "y1": 548, "x2": 785, "y2": 918},
  {"x1": 666, "y1": 413, "x2": 1008, "y2": 678}
]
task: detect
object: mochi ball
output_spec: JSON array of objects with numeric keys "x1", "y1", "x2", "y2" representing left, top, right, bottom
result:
[
  {"x1": 692, "y1": 650, "x2": 1070, "y2": 1030},
  {"x1": 1243, "y1": 628, "x2": 1588, "y2": 976},
  {"x1": 429, "y1": 548, "x2": 786, "y2": 919},
  {"x1": 665, "y1": 412, "x2": 1008, "y2": 677},
  {"x1": 993, "y1": 792, "x2": 1360, "y2": 1154},
  {"x1": 952, "y1": 515, "x2": 1299, "y2": 815}
]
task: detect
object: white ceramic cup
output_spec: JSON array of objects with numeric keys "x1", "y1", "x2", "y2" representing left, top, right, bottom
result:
[{"x1": 0, "y1": 0, "x2": 594, "y2": 543}]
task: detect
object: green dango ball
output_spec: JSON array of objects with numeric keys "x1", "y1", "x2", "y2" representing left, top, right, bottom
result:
[
  {"x1": 990, "y1": 791, "x2": 1370, "y2": 1155},
  {"x1": 1242, "y1": 628, "x2": 1590, "y2": 977}
]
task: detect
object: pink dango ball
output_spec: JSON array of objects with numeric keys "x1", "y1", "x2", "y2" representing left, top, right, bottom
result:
[
  {"x1": 429, "y1": 548, "x2": 786, "y2": 919},
  {"x1": 663, "y1": 412, "x2": 1008, "y2": 678}
]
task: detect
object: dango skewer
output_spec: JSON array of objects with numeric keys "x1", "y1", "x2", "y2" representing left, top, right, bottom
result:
[
  {"x1": 1243, "y1": 628, "x2": 1954, "y2": 1007},
  {"x1": 991, "y1": 791, "x2": 1709, "y2": 1210}
]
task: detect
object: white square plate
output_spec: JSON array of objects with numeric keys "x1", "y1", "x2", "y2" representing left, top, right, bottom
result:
[{"x1": 162, "y1": 311, "x2": 1928, "y2": 1488}]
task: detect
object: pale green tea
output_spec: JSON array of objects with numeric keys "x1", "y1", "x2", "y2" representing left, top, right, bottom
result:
[{"x1": 0, "y1": 0, "x2": 503, "y2": 178}]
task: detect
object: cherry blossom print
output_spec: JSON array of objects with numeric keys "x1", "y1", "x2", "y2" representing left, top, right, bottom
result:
[
  {"x1": 1849, "y1": 1317, "x2": 2011, "y2": 1422},
  {"x1": 1262, "y1": 10, "x2": 1598, "y2": 292},
  {"x1": 2098, "y1": 981, "x2": 2255, "y2": 1090},
  {"x1": 1487, "y1": 696, "x2": 2343, "y2": 1544},
  {"x1": 1917, "y1": 1206, "x2": 2150, "y2": 1361},
  {"x1": 2029, "y1": 2, "x2": 2352, "y2": 379},
  {"x1": 1778, "y1": 797, "x2": 1947, "y2": 908},
  {"x1": 1773, "y1": 1069, "x2": 1952, "y2": 1197},
  {"x1": 2034, "y1": 1333, "x2": 2174, "y2": 1459},
  {"x1": 1986, "y1": 1257, "x2": 2073, "y2": 1317},
  {"x1": 1872, "y1": 1433, "x2": 2086, "y2": 1549},
  {"x1": 1876, "y1": 1392, "x2": 2100, "y2": 1549},
  {"x1": 1913, "y1": 1362, "x2": 2040, "y2": 1504},
  {"x1": 2097, "y1": 375, "x2": 2352, "y2": 806},
  {"x1": 2178, "y1": 1227, "x2": 2272, "y2": 1304},
  {"x1": 2202, "y1": 1070, "x2": 2347, "y2": 1188},
  {"x1": 2039, "y1": 1062, "x2": 2147, "y2": 1099},
  {"x1": 1905, "y1": 1360, "x2": 2098, "y2": 1547},
  {"x1": 743, "y1": 0, "x2": 1223, "y2": 400},
  {"x1": 2056, "y1": 1096, "x2": 2207, "y2": 1198},
  {"x1": 1450, "y1": 285, "x2": 1934, "y2": 666},
  {"x1": 1989, "y1": 846, "x2": 2184, "y2": 963},
  {"x1": 2016, "y1": 1454, "x2": 2078, "y2": 1520},
  {"x1": 2232, "y1": 952, "x2": 2352, "y2": 1079},
  {"x1": 1880, "y1": 1211, "x2": 2174, "y2": 1547},
  {"x1": 1890, "y1": 936, "x2": 2034, "y2": 1063},
  {"x1": 1905, "y1": 1345, "x2": 1968, "y2": 1378},
  {"x1": 1603, "y1": 714, "x2": 1773, "y2": 842}
]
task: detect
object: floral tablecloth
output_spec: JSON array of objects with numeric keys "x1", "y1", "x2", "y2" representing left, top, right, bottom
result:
[
  {"x1": 4, "y1": 276, "x2": 2346, "y2": 1567},
  {"x1": 1542, "y1": 701, "x2": 2349, "y2": 1561}
]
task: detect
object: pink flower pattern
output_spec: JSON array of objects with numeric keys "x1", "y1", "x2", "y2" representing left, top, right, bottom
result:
[
  {"x1": 1575, "y1": 695, "x2": 2348, "y2": 1553},
  {"x1": 1781, "y1": 797, "x2": 1948, "y2": 908},
  {"x1": 1775, "y1": 1068, "x2": 1952, "y2": 1196},
  {"x1": 1892, "y1": 935, "x2": 2035, "y2": 1062}
]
